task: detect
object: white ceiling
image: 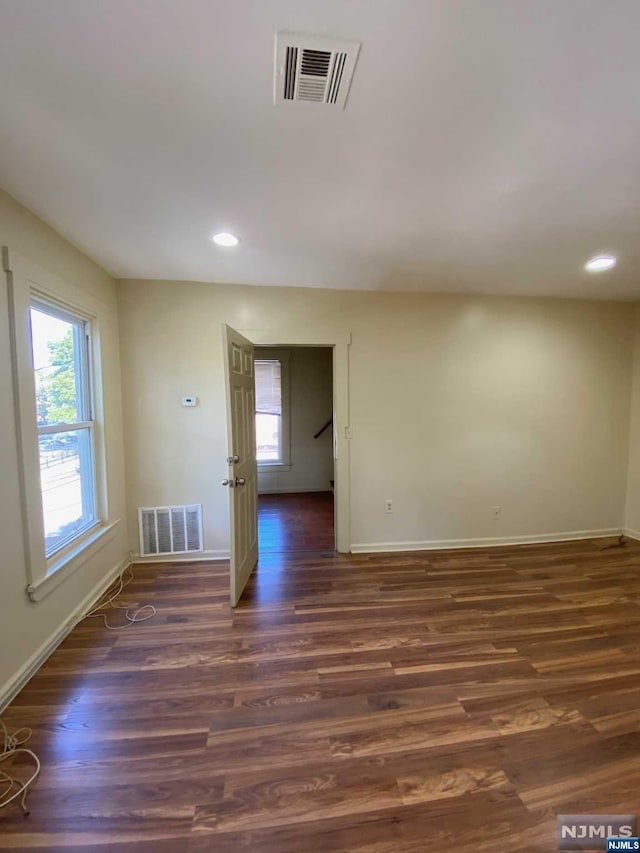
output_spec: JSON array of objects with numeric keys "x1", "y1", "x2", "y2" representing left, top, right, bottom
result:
[{"x1": 2, "y1": 0, "x2": 640, "y2": 298}]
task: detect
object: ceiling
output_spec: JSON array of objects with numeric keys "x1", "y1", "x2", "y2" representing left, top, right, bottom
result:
[{"x1": 1, "y1": 0, "x2": 640, "y2": 299}]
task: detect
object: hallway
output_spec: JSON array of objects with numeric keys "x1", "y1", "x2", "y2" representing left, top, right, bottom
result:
[{"x1": 258, "y1": 491, "x2": 335, "y2": 553}]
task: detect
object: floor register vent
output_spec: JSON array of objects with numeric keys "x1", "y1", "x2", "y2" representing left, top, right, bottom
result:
[{"x1": 138, "y1": 504, "x2": 203, "y2": 556}]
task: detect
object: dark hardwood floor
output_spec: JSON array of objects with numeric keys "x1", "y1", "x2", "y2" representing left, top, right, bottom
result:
[
  {"x1": 2, "y1": 536, "x2": 640, "y2": 851},
  {"x1": 258, "y1": 491, "x2": 335, "y2": 553}
]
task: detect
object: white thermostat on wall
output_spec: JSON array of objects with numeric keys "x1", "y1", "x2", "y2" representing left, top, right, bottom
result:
[{"x1": 181, "y1": 396, "x2": 198, "y2": 407}]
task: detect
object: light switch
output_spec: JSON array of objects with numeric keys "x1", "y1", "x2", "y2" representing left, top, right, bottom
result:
[{"x1": 182, "y1": 396, "x2": 198, "y2": 407}]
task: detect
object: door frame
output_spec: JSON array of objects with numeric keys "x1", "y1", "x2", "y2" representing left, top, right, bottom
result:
[{"x1": 240, "y1": 329, "x2": 351, "y2": 553}]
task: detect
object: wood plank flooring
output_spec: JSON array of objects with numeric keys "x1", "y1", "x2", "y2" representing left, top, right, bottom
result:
[
  {"x1": 2, "y1": 536, "x2": 640, "y2": 850},
  {"x1": 258, "y1": 491, "x2": 335, "y2": 552}
]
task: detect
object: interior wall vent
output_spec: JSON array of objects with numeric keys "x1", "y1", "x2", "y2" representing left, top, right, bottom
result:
[
  {"x1": 138, "y1": 504, "x2": 203, "y2": 557},
  {"x1": 274, "y1": 32, "x2": 361, "y2": 109}
]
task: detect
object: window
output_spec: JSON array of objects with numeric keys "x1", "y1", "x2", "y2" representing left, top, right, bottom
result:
[
  {"x1": 5, "y1": 248, "x2": 117, "y2": 601},
  {"x1": 255, "y1": 354, "x2": 290, "y2": 467},
  {"x1": 255, "y1": 359, "x2": 282, "y2": 463},
  {"x1": 30, "y1": 301, "x2": 97, "y2": 557}
]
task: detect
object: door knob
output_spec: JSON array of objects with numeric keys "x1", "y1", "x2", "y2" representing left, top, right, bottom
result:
[
  {"x1": 222, "y1": 477, "x2": 245, "y2": 487},
  {"x1": 227, "y1": 455, "x2": 239, "y2": 464}
]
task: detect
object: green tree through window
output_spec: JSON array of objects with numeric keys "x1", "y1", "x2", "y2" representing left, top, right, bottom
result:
[{"x1": 36, "y1": 329, "x2": 77, "y2": 425}]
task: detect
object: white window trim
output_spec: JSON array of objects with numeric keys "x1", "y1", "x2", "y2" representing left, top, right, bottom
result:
[
  {"x1": 3, "y1": 247, "x2": 117, "y2": 600},
  {"x1": 255, "y1": 348, "x2": 291, "y2": 470}
]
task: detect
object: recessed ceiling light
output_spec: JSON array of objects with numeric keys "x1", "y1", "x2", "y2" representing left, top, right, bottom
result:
[
  {"x1": 211, "y1": 232, "x2": 239, "y2": 247},
  {"x1": 585, "y1": 255, "x2": 616, "y2": 272}
]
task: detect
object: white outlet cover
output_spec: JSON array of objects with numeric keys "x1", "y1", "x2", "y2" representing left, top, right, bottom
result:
[{"x1": 182, "y1": 396, "x2": 198, "y2": 407}]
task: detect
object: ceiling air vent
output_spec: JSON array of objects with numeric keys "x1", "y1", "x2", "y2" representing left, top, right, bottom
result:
[{"x1": 274, "y1": 32, "x2": 361, "y2": 109}]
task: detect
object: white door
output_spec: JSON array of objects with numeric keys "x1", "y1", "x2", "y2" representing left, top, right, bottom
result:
[{"x1": 222, "y1": 324, "x2": 258, "y2": 606}]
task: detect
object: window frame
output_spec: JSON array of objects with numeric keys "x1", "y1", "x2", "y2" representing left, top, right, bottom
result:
[
  {"x1": 4, "y1": 247, "x2": 117, "y2": 601},
  {"x1": 30, "y1": 298, "x2": 99, "y2": 560},
  {"x1": 254, "y1": 349, "x2": 291, "y2": 470}
]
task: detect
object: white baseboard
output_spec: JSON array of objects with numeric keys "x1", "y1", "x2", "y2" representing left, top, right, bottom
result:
[
  {"x1": 622, "y1": 528, "x2": 640, "y2": 542},
  {"x1": 131, "y1": 549, "x2": 229, "y2": 564},
  {"x1": 350, "y1": 528, "x2": 622, "y2": 554},
  {"x1": 0, "y1": 556, "x2": 130, "y2": 713},
  {"x1": 258, "y1": 487, "x2": 332, "y2": 495}
]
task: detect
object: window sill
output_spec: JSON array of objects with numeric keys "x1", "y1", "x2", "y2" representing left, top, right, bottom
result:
[
  {"x1": 27, "y1": 519, "x2": 120, "y2": 602},
  {"x1": 258, "y1": 463, "x2": 291, "y2": 472}
]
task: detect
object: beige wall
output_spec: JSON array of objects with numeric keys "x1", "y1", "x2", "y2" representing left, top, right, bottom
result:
[
  {"x1": 118, "y1": 278, "x2": 634, "y2": 554},
  {"x1": 257, "y1": 346, "x2": 334, "y2": 494},
  {"x1": 0, "y1": 190, "x2": 128, "y2": 703},
  {"x1": 625, "y1": 306, "x2": 640, "y2": 534}
]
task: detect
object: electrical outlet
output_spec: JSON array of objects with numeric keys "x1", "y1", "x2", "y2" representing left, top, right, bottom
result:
[
  {"x1": 385, "y1": 499, "x2": 393, "y2": 514},
  {"x1": 493, "y1": 505, "x2": 501, "y2": 520}
]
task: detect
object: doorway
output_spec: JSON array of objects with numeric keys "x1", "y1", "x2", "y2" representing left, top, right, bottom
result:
[
  {"x1": 255, "y1": 346, "x2": 335, "y2": 553},
  {"x1": 223, "y1": 325, "x2": 350, "y2": 606}
]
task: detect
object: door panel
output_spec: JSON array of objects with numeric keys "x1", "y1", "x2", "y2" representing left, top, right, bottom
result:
[{"x1": 222, "y1": 324, "x2": 258, "y2": 606}]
